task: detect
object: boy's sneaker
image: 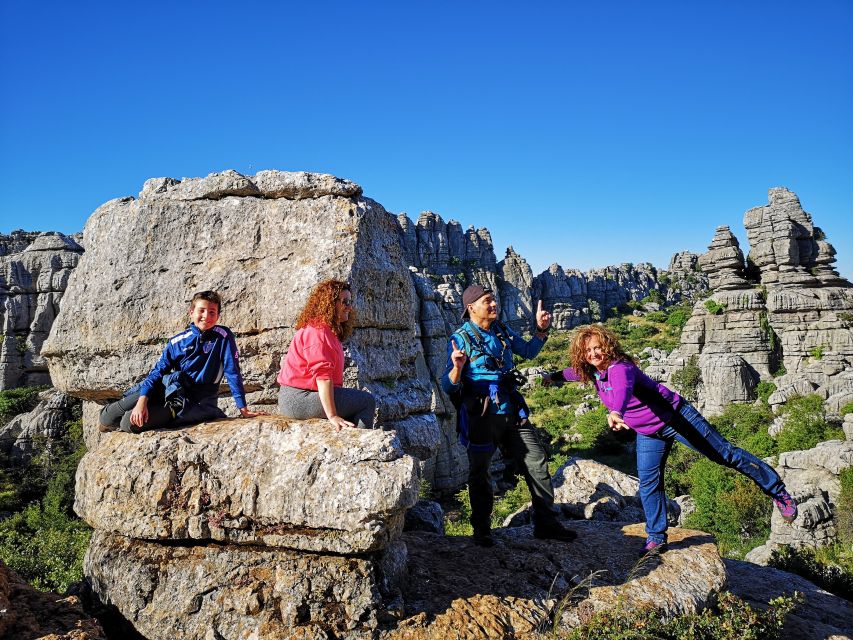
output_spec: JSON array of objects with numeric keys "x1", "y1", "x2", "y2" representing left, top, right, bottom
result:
[
  {"x1": 773, "y1": 489, "x2": 798, "y2": 523},
  {"x1": 640, "y1": 539, "x2": 666, "y2": 557}
]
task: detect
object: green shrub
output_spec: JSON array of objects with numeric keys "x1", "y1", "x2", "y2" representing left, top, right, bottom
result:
[
  {"x1": 684, "y1": 460, "x2": 771, "y2": 557},
  {"x1": 563, "y1": 590, "x2": 802, "y2": 640},
  {"x1": 627, "y1": 324, "x2": 658, "y2": 341},
  {"x1": 665, "y1": 307, "x2": 690, "y2": 330},
  {"x1": 0, "y1": 502, "x2": 91, "y2": 593},
  {"x1": 769, "y1": 544, "x2": 852, "y2": 601},
  {"x1": 755, "y1": 381, "x2": 777, "y2": 404},
  {"x1": 670, "y1": 355, "x2": 701, "y2": 402},
  {"x1": 809, "y1": 346, "x2": 825, "y2": 360},
  {"x1": 839, "y1": 402, "x2": 853, "y2": 417},
  {"x1": 704, "y1": 299, "x2": 727, "y2": 315},
  {"x1": 0, "y1": 386, "x2": 47, "y2": 426},
  {"x1": 775, "y1": 394, "x2": 844, "y2": 453},
  {"x1": 644, "y1": 311, "x2": 667, "y2": 323}
]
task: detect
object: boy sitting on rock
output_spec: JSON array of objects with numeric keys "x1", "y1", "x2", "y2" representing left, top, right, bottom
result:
[{"x1": 99, "y1": 290, "x2": 263, "y2": 433}]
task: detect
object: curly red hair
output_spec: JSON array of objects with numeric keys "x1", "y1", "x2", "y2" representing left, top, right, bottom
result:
[
  {"x1": 569, "y1": 324, "x2": 635, "y2": 383},
  {"x1": 296, "y1": 279, "x2": 355, "y2": 341}
]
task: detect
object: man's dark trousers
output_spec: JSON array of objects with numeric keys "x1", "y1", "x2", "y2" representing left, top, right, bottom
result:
[{"x1": 467, "y1": 411, "x2": 559, "y2": 533}]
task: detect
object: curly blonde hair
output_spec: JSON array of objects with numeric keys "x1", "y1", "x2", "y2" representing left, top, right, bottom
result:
[
  {"x1": 569, "y1": 324, "x2": 635, "y2": 383},
  {"x1": 296, "y1": 279, "x2": 355, "y2": 341}
]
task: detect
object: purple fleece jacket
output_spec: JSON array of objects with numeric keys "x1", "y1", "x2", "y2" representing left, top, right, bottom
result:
[{"x1": 560, "y1": 360, "x2": 681, "y2": 436}]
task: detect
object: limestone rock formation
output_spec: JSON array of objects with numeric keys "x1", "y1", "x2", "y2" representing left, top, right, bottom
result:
[
  {"x1": 0, "y1": 230, "x2": 83, "y2": 390},
  {"x1": 75, "y1": 417, "x2": 418, "y2": 554},
  {"x1": 748, "y1": 440, "x2": 853, "y2": 560},
  {"x1": 652, "y1": 188, "x2": 853, "y2": 415},
  {"x1": 724, "y1": 559, "x2": 853, "y2": 640},
  {"x1": 0, "y1": 388, "x2": 77, "y2": 462},
  {"x1": 85, "y1": 530, "x2": 405, "y2": 640},
  {"x1": 744, "y1": 187, "x2": 847, "y2": 288},
  {"x1": 385, "y1": 522, "x2": 726, "y2": 639},
  {"x1": 42, "y1": 170, "x2": 443, "y2": 478},
  {"x1": 0, "y1": 560, "x2": 105, "y2": 639},
  {"x1": 697, "y1": 225, "x2": 749, "y2": 290},
  {"x1": 504, "y1": 458, "x2": 683, "y2": 527},
  {"x1": 497, "y1": 246, "x2": 535, "y2": 331}
]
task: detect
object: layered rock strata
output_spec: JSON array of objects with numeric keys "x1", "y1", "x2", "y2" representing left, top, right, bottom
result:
[
  {"x1": 748, "y1": 438, "x2": 853, "y2": 562},
  {"x1": 0, "y1": 230, "x2": 83, "y2": 390},
  {"x1": 75, "y1": 418, "x2": 418, "y2": 554},
  {"x1": 650, "y1": 188, "x2": 853, "y2": 415}
]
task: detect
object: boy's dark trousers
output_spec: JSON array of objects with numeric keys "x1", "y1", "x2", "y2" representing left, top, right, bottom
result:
[
  {"x1": 466, "y1": 410, "x2": 559, "y2": 534},
  {"x1": 99, "y1": 386, "x2": 225, "y2": 433}
]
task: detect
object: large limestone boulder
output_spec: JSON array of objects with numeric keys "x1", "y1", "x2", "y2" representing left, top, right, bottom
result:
[
  {"x1": 41, "y1": 169, "x2": 442, "y2": 470},
  {"x1": 75, "y1": 417, "x2": 419, "y2": 554},
  {"x1": 85, "y1": 530, "x2": 404, "y2": 640},
  {"x1": 0, "y1": 230, "x2": 83, "y2": 390}
]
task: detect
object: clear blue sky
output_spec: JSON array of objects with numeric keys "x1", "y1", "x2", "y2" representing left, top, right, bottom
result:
[{"x1": 2, "y1": 1, "x2": 851, "y2": 279}]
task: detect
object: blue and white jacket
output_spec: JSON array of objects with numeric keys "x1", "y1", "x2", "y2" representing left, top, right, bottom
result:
[{"x1": 139, "y1": 324, "x2": 247, "y2": 409}]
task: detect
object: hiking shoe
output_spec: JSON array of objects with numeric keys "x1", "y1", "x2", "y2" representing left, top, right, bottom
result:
[
  {"x1": 98, "y1": 422, "x2": 118, "y2": 433},
  {"x1": 533, "y1": 521, "x2": 577, "y2": 542},
  {"x1": 640, "y1": 539, "x2": 666, "y2": 557},
  {"x1": 773, "y1": 489, "x2": 798, "y2": 524},
  {"x1": 472, "y1": 530, "x2": 495, "y2": 547}
]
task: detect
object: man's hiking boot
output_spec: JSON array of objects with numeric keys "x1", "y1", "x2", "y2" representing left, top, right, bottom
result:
[
  {"x1": 533, "y1": 520, "x2": 577, "y2": 542},
  {"x1": 472, "y1": 529, "x2": 495, "y2": 548},
  {"x1": 773, "y1": 489, "x2": 798, "y2": 524},
  {"x1": 640, "y1": 539, "x2": 666, "y2": 558},
  {"x1": 98, "y1": 422, "x2": 118, "y2": 433}
]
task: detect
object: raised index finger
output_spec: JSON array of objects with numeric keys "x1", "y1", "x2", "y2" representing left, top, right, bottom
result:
[{"x1": 537, "y1": 299, "x2": 543, "y2": 314}]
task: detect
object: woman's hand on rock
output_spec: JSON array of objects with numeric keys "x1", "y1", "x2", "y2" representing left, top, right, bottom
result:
[{"x1": 329, "y1": 415, "x2": 355, "y2": 431}]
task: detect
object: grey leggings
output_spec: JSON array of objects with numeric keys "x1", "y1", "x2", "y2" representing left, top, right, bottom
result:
[{"x1": 278, "y1": 385, "x2": 376, "y2": 429}]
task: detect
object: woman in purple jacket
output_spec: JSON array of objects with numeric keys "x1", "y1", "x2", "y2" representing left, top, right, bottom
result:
[{"x1": 543, "y1": 324, "x2": 798, "y2": 556}]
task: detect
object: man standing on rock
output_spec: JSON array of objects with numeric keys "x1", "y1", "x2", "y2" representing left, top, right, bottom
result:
[{"x1": 441, "y1": 285, "x2": 576, "y2": 547}]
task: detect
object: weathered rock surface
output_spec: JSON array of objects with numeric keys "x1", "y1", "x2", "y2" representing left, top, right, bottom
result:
[
  {"x1": 697, "y1": 225, "x2": 749, "y2": 291},
  {"x1": 75, "y1": 417, "x2": 419, "y2": 554},
  {"x1": 42, "y1": 170, "x2": 442, "y2": 473},
  {"x1": 724, "y1": 558, "x2": 853, "y2": 640},
  {"x1": 0, "y1": 230, "x2": 83, "y2": 390},
  {"x1": 0, "y1": 388, "x2": 77, "y2": 461},
  {"x1": 653, "y1": 188, "x2": 853, "y2": 415},
  {"x1": 384, "y1": 522, "x2": 725, "y2": 639},
  {"x1": 85, "y1": 530, "x2": 398, "y2": 640},
  {"x1": 767, "y1": 440, "x2": 853, "y2": 550},
  {"x1": 504, "y1": 458, "x2": 683, "y2": 527},
  {"x1": 403, "y1": 499, "x2": 445, "y2": 535},
  {"x1": 744, "y1": 187, "x2": 847, "y2": 288},
  {"x1": 0, "y1": 560, "x2": 105, "y2": 639}
]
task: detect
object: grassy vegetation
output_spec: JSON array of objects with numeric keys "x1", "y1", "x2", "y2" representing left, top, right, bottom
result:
[{"x1": 0, "y1": 389, "x2": 91, "y2": 593}]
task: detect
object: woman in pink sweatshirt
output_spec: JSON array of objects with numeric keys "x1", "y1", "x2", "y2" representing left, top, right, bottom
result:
[
  {"x1": 544, "y1": 324, "x2": 797, "y2": 556},
  {"x1": 277, "y1": 279, "x2": 375, "y2": 429}
]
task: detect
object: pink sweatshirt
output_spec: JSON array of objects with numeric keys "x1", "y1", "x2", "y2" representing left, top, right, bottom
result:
[{"x1": 277, "y1": 323, "x2": 344, "y2": 391}]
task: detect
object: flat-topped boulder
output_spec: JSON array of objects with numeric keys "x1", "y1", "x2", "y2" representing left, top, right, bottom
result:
[{"x1": 75, "y1": 416, "x2": 419, "y2": 554}]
